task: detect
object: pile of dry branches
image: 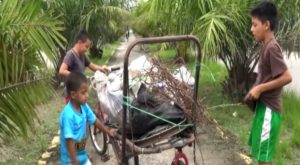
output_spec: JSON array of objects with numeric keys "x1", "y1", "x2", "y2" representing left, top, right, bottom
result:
[
  {"x1": 139, "y1": 57, "x2": 233, "y2": 165},
  {"x1": 143, "y1": 57, "x2": 207, "y2": 124}
]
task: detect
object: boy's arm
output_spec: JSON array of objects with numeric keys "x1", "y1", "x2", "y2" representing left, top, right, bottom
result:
[
  {"x1": 245, "y1": 69, "x2": 292, "y2": 101},
  {"x1": 88, "y1": 63, "x2": 109, "y2": 73},
  {"x1": 59, "y1": 63, "x2": 70, "y2": 77},
  {"x1": 66, "y1": 139, "x2": 79, "y2": 165},
  {"x1": 94, "y1": 119, "x2": 116, "y2": 137},
  {"x1": 84, "y1": 104, "x2": 116, "y2": 137},
  {"x1": 59, "y1": 53, "x2": 73, "y2": 78}
]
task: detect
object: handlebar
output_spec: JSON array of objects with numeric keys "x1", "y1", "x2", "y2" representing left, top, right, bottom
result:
[{"x1": 109, "y1": 66, "x2": 121, "y2": 72}]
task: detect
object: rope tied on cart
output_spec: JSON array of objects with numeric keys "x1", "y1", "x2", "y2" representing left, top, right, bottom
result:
[{"x1": 123, "y1": 96, "x2": 194, "y2": 129}]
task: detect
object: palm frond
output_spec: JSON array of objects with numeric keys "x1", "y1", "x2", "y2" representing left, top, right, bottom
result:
[
  {"x1": 0, "y1": 0, "x2": 65, "y2": 139},
  {"x1": 0, "y1": 77, "x2": 53, "y2": 139}
]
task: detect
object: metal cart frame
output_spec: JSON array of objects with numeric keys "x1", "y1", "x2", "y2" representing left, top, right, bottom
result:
[{"x1": 121, "y1": 35, "x2": 202, "y2": 165}]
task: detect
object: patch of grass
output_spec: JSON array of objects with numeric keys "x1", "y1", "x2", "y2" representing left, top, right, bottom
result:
[
  {"x1": 155, "y1": 49, "x2": 177, "y2": 61},
  {"x1": 197, "y1": 62, "x2": 253, "y2": 147},
  {"x1": 276, "y1": 141, "x2": 292, "y2": 164},
  {"x1": 145, "y1": 44, "x2": 161, "y2": 52},
  {"x1": 291, "y1": 127, "x2": 300, "y2": 148},
  {"x1": 0, "y1": 92, "x2": 64, "y2": 165},
  {"x1": 275, "y1": 91, "x2": 300, "y2": 163}
]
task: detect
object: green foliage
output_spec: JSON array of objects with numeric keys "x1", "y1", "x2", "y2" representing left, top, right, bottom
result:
[
  {"x1": 155, "y1": 49, "x2": 177, "y2": 61},
  {"x1": 47, "y1": 0, "x2": 129, "y2": 48},
  {"x1": 132, "y1": 0, "x2": 300, "y2": 56},
  {"x1": 82, "y1": 4, "x2": 129, "y2": 45},
  {"x1": 0, "y1": 0, "x2": 65, "y2": 139},
  {"x1": 131, "y1": 0, "x2": 300, "y2": 101}
]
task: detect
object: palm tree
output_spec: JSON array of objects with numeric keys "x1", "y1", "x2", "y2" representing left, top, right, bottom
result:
[
  {"x1": 81, "y1": 0, "x2": 130, "y2": 56},
  {"x1": 0, "y1": 0, "x2": 65, "y2": 139},
  {"x1": 131, "y1": 0, "x2": 300, "y2": 100}
]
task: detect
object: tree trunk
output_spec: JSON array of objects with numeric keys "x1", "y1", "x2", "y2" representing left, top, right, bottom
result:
[
  {"x1": 220, "y1": 45, "x2": 259, "y2": 102},
  {"x1": 221, "y1": 61, "x2": 257, "y2": 102}
]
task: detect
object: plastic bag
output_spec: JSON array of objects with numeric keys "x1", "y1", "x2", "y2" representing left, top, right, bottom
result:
[
  {"x1": 128, "y1": 55, "x2": 152, "y2": 74},
  {"x1": 173, "y1": 66, "x2": 195, "y2": 86},
  {"x1": 93, "y1": 71, "x2": 126, "y2": 123}
]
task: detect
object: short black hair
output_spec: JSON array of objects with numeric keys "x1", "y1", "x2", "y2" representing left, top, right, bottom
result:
[
  {"x1": 66, "y1": 72, "x2": 88, "y2": 97},
  {"x1": 75, "y1": 30, "x2": 90, "y2": 43},
  {"x1": 251, "y1": 1, "x2": 278, "y2": 31}
]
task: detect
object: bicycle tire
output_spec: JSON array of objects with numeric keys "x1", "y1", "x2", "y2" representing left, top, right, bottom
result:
[
  {"x1": 89, "y1": 103, "x2": 108, "y2": 155},
  {"x1": 89, "y1": 124, "x2": 108, "y2": 155}
]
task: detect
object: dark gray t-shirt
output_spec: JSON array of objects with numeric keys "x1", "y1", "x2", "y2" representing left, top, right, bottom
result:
[
  {"x1": 63, "y1": 49, "x2": 91, "y2": 73},
  {"x1": 62, "y1": 49, "x2": 91, "y2": 97},
  {"x1": 254, "y1": 38, "x2": 287, "y2": 112}
]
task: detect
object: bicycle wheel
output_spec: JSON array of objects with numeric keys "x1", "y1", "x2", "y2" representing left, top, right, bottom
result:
[
  {"x1": 89, "y1": 103, "x2": 108, "y2": 155},
  {"x1": 89, "y1": 124, "x2": 108, "y2": 155}
]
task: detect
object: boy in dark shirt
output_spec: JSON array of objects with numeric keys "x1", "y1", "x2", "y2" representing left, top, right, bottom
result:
[
  {"x1": 59, "y1": 30, "x2": 108, "y2": 103},
  {"x1": 245, "y1": 2, "x2": 292, "y2": 165}
]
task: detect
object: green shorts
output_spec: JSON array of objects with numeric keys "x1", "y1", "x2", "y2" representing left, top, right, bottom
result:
[{"x1": 248, "y1": 100, "x2": 281, "y2": 162}]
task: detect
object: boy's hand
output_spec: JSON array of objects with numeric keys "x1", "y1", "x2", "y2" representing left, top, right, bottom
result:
[
  {"x1": 94, "y1": 119, "x2": 116, "y2": 138},
  {"x1": 101, "y1": 65, "x2": 109, "y2": 74},
  {"x1": 108, "y1": 128, "x2": 117, "y2": 137},
  {"x1": 244, "y1": 85, "x2": 262, "y2": 101}
]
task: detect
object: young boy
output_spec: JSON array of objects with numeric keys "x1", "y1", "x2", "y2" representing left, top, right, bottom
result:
[
  {"x1": 60, "y1": 72, "x2": 115, "y2": 165},
  {"x1": 245, "y1": 2, "x2": 292, "y2": 165},
  {"x1": 59, "y1": 30, "x2": 109, "y2": 103}
]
